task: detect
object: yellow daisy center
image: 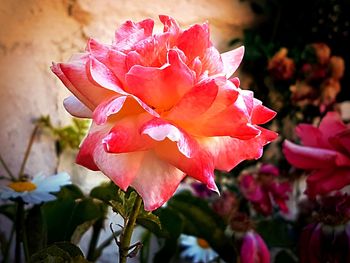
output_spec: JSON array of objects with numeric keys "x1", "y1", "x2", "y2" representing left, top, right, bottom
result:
[
  {"x1": 197, "y1": 238, "x2": 210, "y2": 249},
  {"x1": 8, "y1": 181, "x2": 37, "y2": 192}
]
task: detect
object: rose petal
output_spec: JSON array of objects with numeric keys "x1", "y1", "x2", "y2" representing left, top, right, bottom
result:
[
  {"x1": 196, "y1": 92, "x2": 261, "y2": 139},
  {"x1": 93, "y1": 96, "x2": 127, "y2": 125},
  {"x1": 300, "y1": 223, "x2": 318, "y2": 263},
  {"x1": 251, "y1": 101, "x2": 277, "y2": 125},
  {"x1": 126, "y1": 49, "x2": 195, "y2": 109},
  {"x1": 131, "y1": 152, "x2": 186, "y2": 211},
  {"x1": 103, "y1": 114, "x2": 155, "y2": 153},
  {"x1": 107, "y1": 49, "x2": 128, "y2": 85},
  {"x1": 241, "y1": 232, "x2": 269, "y2": 263},
  {"x1": 319, "y1": 112, "x2": 347, "y2": 141},
  {"x1": 154, "y1": 136, "x2": 218, "y2": 193},
  {"x1": 159, "y1": 15, "x2": 181, "y2": 40},
  {"x1": 256, "y1": 233, "x2": 271, "y2": 263},
  {"x1": 86, "y1": 38, "x2": 110, "y2": 64},
  {"x1": 141, "y1": 118, "x2": 196, "y2": 158},
  {"x1": 63, "y1": 96, "x2": 93, "y2": 118},
  {"x1": 177, "y1": 23, "x2": 210, "y2": 62},
  {"x1": 133, "y1": 33, "x2": 170, "y2": 67},
  {"x1": 202, "y1": 128, "x2": 277, "y2": 171},
  {"x1": 166, "y1": 78, "x2": 219, "y2": 121},
  {"x1": 94, "y1": 149, "x2": 145, "y2": 191},
  {"x1": 329, "y1": 129, "x2": 350, "y2": 155},
  {"x1": 78, "y1": 124, "x2": 145, "y2": 190},
  {"x1": 306, "y1": 168, "x2": 350, "y2": 197},
  {"x1": 93, "y1": 95, "x2": 159, "y2": 125},
  {"x1": 296, "y1": 124, "x2": 325, "y2": 148},
  {"x1": 241, "y1": 232, "x2": 257, "y2": 263},
  {"x1": 51, "y1": 54, "x2": 114, "y2": 110},
  {"x1": 221, "y1": 46, "x2": 245, "y2": 78},
  {"x1": 141, "y1": 118, "x2": 217, "y2": 191},
  {"x1": 283, "y1": 140, "x2": 338, "y2": 169},
  {"x1": 114, "y1": 19, "x2": 154, "y2": 51},
  {"x1": 88, "y1": 56, "x2": 126, "y2": 94},
  {"x1": 239, "y1": 174, "x2": 264, "y2": 202},
  {"x1": 308, "y1": 224, "x2": 322, "y2": 263},
  {"x1": 200, "y1": 46, "x2": 224, "y2": 75},
  {"x1": 76, "y1": 126, "x2": 104, "y2": 171}
]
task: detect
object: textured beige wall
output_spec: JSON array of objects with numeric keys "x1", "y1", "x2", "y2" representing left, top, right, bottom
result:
[{"x1": 0, "y1": 0, "x2": 254, "y2": 184}]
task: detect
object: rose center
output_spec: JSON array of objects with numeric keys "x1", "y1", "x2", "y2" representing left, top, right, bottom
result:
[
  {"x1": 197, "y1": 238, "x2": 210, "y2": 249},
  {"x1": 8, "y1": 181, "x2": 37, "y2": 192}
]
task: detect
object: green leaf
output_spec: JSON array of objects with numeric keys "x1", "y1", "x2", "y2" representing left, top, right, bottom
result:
[
  {"x1": 153, "y1": 238, "x2": 179, "y2": 263},
  {"x1": 92, "y1": 233, "x2": 118, "y2": 261},
  {"x1": 256, "y1": 217, "x2": 295, "y2": 248},
  {"x1": 275, "y1": 249, "x2": 298, "y2": 263},
  {"x1": 136, "y1": 210, "x2": 161, "y2": 236},
  {"x1": 56, "y1": 185, "x2": 84, "y2": 200},
  {"x1": 153, "y1": 208, "x2": 183, "y2": 239},
  {"x1": 25, "y1": 205, "x2": 47, "y2": 257},
  {"x1": 109, "y1": 200, "x2": 127, "y2": 219},
  {"x1": 29, "y1": 242, "x2": 88, "y2": 263},
  {"x1": 140, "y1": 231, "x2": 152, "y2": 263},
  {"x1": 42, "y1": 187, "x2": 106, "y2": 243},
  {"x1": 167, "y1": 191, "x2": 236, "y2": 263},
  {"x1": 90, "y1": 181, "x2": 120, "y2": 203},
  {"x1": 0, "y1": 204, "x2": 16, "y2": 221},
  {"x1": 70, "y1": 219, "x2": 96, "y2": 245},
  {"x1": 107, "y1": 188, "x2": 145, "y2": 220},
  {"x1": 125, "y1": 191, "x2": 137, "y2": 216},
  {"x1": 39, "y1": 115, "x2": 90, "y2": 154}
]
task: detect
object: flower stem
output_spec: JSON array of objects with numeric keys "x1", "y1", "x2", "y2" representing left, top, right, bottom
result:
[
  {"x1": 87, "y1": 218, "x2": 103, "y2": 261},
  {"x1": 15, "y1": 200, "x2": 25, "y2": 263},
  {"x1": 1, "y1": 222, "x2": 15, "y2": 263},
  {"x1": 0, "y1": 154, "x2": 15, "y2": 180},
  {"x1": 119, "y1": 194, "x2": 142, "y2": 263},
  {"x1": 18, "y1": 124, "x2": 39, "y2": 178}
]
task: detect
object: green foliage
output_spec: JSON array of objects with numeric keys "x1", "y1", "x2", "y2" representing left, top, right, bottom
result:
[
  {"x1": 91, "y1": 182, "x2": 162, "y2": 234},
  {"x1": 256, "y1": 217, "x2": 296, "y2": 248},
  {"x1": 0, "y1": 204, "x2": 16, "y2": 221},
  {"x1": 25, "y1": 205, "x2": 47, "y2": 257},
  {"x1": 29, "y1": 242, "x2": 88, "y2": 263},
  {"x1": 140, "y1": 230, "x2": 152, "y2": 263},
  {"x1": 167, "y1": 191, "x2": 236, "y2": 263},
  {"x1": 275, "y1": 249, "x2": 298, "y2": 263},
  {"x1": 142, "y1": 191, "x2": 237, "y2": 263},
  {"x1": 90, "y1": 181, "x2": 120, "y2": 203},
  {"x1": 136, "y1": 209, "x2": 162, "y2": 235},
  {"x1": 37, "y1": 115, "x2": 90, "y2": 155},
  {"x1": 42, "y1": 185, "x2": 106, "y2": 244}
]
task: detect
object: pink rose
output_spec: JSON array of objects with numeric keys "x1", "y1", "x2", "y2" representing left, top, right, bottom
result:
[
  {"x1": 240, "y1": 231, "x2": 270, "y2": 263},
  {"x1": 283, "y1": 112, "x2": 350, "y2": 197},
  {"x1": 51, "y1": 16, "x2": 277, "y2": 211}
]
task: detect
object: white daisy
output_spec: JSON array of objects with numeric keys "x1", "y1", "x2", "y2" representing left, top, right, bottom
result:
[
  {"x1": 180, "y1": 234, "x2": 219, "y2": 263},
  {"x1": 0, "y1": 172, "x2": 71, "y2": 204}
]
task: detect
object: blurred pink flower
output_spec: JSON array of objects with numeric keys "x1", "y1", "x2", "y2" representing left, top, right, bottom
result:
[
  {"x1": 239, "y1": 164, "x2": 291, "y2": 215},
  {"x1": 212, "y1": 191, "x2": 238, "y2": 219},
  {"x1": 240, "y1": 231, "x2": 270, "y2": 263},
  {"x1": 283, "y1": 112, "x2": 350, "y2": 197},
  {"x1": 52, "y1": 16, "x2": 277, "y2": 211},
  {"x1": 300, "y1": 223, "x2": 350, "y2": 263},
  {"x1": 300, "y1": 194, "x2": 350, "y2": 263}
]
